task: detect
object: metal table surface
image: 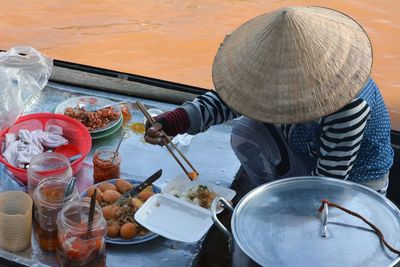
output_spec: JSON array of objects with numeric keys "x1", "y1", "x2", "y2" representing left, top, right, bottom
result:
[{"x1": 0, "y1": 81, "x2": 240, "y2": 267}]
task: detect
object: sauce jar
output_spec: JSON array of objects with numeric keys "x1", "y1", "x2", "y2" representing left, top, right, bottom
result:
[
  {"x1": 93, "y1": 146, "x2": 120, "y2": 183},
  {"x1": 56, "y1": 199, "x2": 107, "y2": 267},
  {"x1": 33, "y1": 178, "x2": 79, "y2": 252},
  {"x1": 27, "y1": 152, "x2": 73, "y2": 196}
]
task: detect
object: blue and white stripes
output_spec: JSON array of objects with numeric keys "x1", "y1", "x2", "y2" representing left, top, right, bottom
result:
[
  {"x1": 181, "y1": 78, "x2": 393, "y2": 182},
  {"x1": 315, "y1": 98, "x2": 371, "y2": 179}
]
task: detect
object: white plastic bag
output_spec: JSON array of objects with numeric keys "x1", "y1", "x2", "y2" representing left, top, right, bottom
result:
[{"x1": 0, "y1": 46, "x2": 53, "y2": 132}]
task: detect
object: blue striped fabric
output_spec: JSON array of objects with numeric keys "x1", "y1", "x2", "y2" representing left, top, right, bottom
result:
[
  {"x1": 182, "y1": 78, "x2": 394, "y2": 182},
  {"x1": 289, "y1": 78, "x2": 393, "y2": 181}
]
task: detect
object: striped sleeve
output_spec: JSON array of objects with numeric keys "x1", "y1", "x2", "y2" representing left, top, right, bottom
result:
[
  {"x1": 313, "y1": 98, "x2": 371, "y2": 179},
  {"x1": 181, "y1": 91, "x2": 241, "y2": 134}
]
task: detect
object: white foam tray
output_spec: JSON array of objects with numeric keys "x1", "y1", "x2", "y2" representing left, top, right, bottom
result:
[
  {"x1": 135, "y1": 175, "x2": 236, "y2": 243},
  {"x1": 135, "y1": 193, "x2": 213, "y2": 243},
  {"x1": 162, "y1": 174, "x2": 236, "y2": 213}
]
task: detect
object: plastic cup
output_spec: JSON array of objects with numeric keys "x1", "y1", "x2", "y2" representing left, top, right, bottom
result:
[
  {"x1": 27, "y1": 152, "x2": 73, "y2": 195},
  {"x1": 0, "y1": 191, "x2": 32, "y2": 252}
]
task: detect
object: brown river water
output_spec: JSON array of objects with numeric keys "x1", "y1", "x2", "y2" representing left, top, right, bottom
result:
[{"x1": 1, "y1": 0, "x2": 399, "y2": 128}]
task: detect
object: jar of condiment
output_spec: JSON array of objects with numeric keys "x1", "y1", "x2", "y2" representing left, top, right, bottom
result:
[
  {"x1": 28, "y1": 152, "x2": 73, "y2": 195},
  {"x1": 93, "y1": 146, "x2": 120, "y2": 183},
  {"x1": 33, "y1": 178, "x2": 79, "y2": 252},
  {"x1": 56, "y1": 199, "x2": 107, "y2": 267}
]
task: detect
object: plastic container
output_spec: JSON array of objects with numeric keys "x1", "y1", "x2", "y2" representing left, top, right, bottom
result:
[
  {"x1": 0, "y1": 113, "x2": 92, "y2": 185},
  {"x1": 0, "y1": 191, "x2": 32, "y2": 252},
  {"x1": 33, "y1": 178, "x2": 79, "y2": 252},
  {"x1": 56, "y1": 199, "x2": 107, "y2": 267},
  {"x1": 135, "y1": 194, "x2": 213, "y2": 243},
  {"x1": 27, "y1": 152, "x2": 72, "y2": 195},
  {"x1": 120, "y1": 103, "x2": 132, "y2": 123},
  {"x1": 162, "y1": 174, "x2": 236, "y2": 213},
  {"x1": 134, "y1": 175, "x2": 237, "y2": 243},
  {"x1": 93, "y1": 146, "x2": 120, "y2": 183}
]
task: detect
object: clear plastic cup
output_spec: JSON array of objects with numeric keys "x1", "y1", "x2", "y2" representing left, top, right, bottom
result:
[
  {"x1": 0, "y1": 191, "x2": 32, "y2": 252},
  {"x1": 33, "y1": 178, "x2": 79, "y2": 252},
  {"x1": 56, "y1": 199, "x2": 107, "y2": 267},
  {"x1": 120, "y1": 103, "x2": 132, "y2": 123},
  {"x1": 93, "y1": 146, "x2": 120, "y2": 183},
  {"x1": 28, "y1": 152, "x2": 73, "y2": 195}
]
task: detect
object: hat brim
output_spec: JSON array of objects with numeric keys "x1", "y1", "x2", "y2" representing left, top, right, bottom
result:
[{"x1": 212, "y1": 6, "x2": 372, "y2": 124}]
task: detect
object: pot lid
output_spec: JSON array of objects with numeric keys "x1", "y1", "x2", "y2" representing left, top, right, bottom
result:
[{"x1": 232, "y1": 177, "x2": 400, "y2": 267}]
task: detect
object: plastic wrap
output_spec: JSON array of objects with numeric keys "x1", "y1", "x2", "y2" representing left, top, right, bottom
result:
[{"x1": 0, "y1": 46, "x2": 53, "y2": 133}]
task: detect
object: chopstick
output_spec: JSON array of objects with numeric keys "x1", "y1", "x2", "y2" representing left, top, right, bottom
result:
[{"x1": 136, "y1": 101, "x2": 199, "y2": 180}]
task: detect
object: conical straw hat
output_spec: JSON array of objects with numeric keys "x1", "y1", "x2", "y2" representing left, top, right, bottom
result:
[{"x1": 212, "y1": 6, "x2": 372, "y2": 124}]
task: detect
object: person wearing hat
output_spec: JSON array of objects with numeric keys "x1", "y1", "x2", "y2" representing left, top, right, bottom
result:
[{"x1": 145, "y1": 6, "x2": 394, "y2": 198}]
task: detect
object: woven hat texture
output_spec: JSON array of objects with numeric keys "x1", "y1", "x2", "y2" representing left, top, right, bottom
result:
[{"x1": 212, "y1": 6, "x2": 372, "y2": 123}]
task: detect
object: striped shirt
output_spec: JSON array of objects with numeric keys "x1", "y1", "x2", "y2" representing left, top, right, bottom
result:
[
  {"x1": 312, "y1": 98, "x2": 370, "y2": 179},
  {"x1": 182, "y1": 78, "x2": 393, "y2": 182}
]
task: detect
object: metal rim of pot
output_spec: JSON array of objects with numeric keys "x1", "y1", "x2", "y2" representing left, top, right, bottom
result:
[{"x1": 211, "y1": 176, "x2": 400, "y2": 267}]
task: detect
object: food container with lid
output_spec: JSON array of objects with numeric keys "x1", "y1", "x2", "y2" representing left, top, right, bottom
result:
[
  {"x1": 211, "y1": 176, "x2": 400, "y2": 267},
  {"x1": 135, "y1": 174, "x2": 236, "y2": 242}
]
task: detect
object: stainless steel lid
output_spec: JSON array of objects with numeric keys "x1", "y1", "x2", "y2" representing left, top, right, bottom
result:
[{"x1": 232, "y1": 177, "x2": 400, "y2": 267}]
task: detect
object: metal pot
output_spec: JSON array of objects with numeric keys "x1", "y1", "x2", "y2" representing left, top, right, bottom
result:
[{"x1": 211, "y1": 176, "x2": 400, "y2": 267}]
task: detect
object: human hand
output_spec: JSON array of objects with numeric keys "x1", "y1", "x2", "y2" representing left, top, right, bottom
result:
[
  {"x1": 144, "y1": 122, "x2": 167, "y2": 146},
  {"x1": 144, "y1": 108, "x2": 189, "y2": 145}
]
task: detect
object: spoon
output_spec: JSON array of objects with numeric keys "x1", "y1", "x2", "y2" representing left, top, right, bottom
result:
[
  {"x1": 112, "y1": 131, "x2": 126, "y2": 163},
  {"x1": 64, "y1": 176, "x2": 76, "y2": 200},
  {"x1": 78, "y1": 101, "x2": 126, "y2": 112},
  {"x1": 115, "y1": 131, "x2": 126, "y2": 153}
]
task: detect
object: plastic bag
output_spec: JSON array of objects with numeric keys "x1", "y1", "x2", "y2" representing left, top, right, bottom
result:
[{"x1": 0, "y1": 46, "x2": 53, "y2": 133}]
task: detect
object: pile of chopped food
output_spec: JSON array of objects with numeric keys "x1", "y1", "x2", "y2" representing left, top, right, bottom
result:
[
  {"x1": 64, "y1": 106, "x2": 120, "y2": 130},
  {"x1": 172, "y1": 185, "x2": 217, "y2": 209},
  {"x1": 85, "y1": 179, "x2": 155, "y2": 239}
]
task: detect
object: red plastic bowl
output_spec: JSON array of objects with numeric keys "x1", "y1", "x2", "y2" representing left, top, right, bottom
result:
[{"x1": 0, "y1": 113, "x2": 92, "y2": 185}]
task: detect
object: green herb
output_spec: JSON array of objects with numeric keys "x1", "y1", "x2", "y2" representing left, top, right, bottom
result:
[{"x1": 198, "y1": 185, "x2": 208, "y2": 191}]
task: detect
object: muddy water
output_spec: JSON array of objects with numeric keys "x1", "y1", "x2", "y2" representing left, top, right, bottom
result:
[{"x1": 0, "y1": 0, "x2": 399, "y2": 128}]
